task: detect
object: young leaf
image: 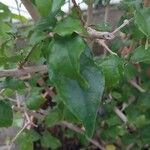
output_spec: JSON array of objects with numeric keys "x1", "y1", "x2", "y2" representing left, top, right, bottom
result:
[{"x1": 0, "y1": 100, "x2": 13, "y2": 127}]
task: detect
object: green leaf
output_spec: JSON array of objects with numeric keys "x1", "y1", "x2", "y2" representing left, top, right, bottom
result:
[
  {"x1": 49, "y1": 35, "x2": 87, "y2": 87},
  {"x1": 41, "y1": 131, "x2": 61, "y2": 149},
  {"x1": 45, "y1": 109, "x2": 61, "y2": 127},
  {"x1": 134, "y1": 8, "x2": 150, "y2": 37},
  {"x1": 0, "y1": 2, "x2": 11, "y2": 20},
  {"x1": 50, "y1": 54, "x2": 104, "y2": 137},
  {"x1": 140, "y1": 124, "x2": 150, "y2": 144},
  {"x1": 54, "y1": 16, "x2": 86, "y2": 36},
  {"x1": 0, "y1": 100, "x2": 13, "y2": 127},
  {"x1": 17, "y1": 131, "x2": 33, "y2": 150},
  {"x1": 26, "y1": 88, "x2": 45, "y2": 110},
  {"x1": 98, "y1": 55, "x2": 124, "y2": 88},
  {"x1": 35, "y1": 0, "x2": 52, "y2": 17},
  {"x1": 29, "y1": 31, "x2": 46, "y2": 45},
  {"x1": 130, "y1": 46, "x2": 150, "y2": 64},
  {"x1": 51, "y1": 0, "x2": 65, "y2": 14}
]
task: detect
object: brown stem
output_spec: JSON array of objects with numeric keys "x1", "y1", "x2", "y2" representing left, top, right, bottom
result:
[
  {"x1": 0, "y1": 65, "x2": 48, "y2": 78},
  {"x1": 86, "y1": 0, "x2": 93, "y2": 26},
  {"x1": 21, "y1": 0, "x2": 40, "y2": 21}
]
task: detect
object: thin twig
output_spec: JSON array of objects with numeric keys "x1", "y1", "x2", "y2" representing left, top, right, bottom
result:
[
  {"x1": 61, "y1": 121, "x2": 105, "y2": 150},
  {"x1": 114, "y1": 107, "x2": 128, "y2": 123},
  {"x1": 112, "y1": 18, "x2": 133, "y2": 35},
  {"x1": 129, "y1": 80, "x2": 146, "y2": 93},
  {"x1": 104, "y1": 5, "x2": 109, "y2": 23},
  {"x1": 97, "y1": 39, "x2": 117, "y2": 55},
  {"x1": 19, "y1": 44, "x2": 38, "y2": 68},
  {"x1": 86, "y1": 0, "x2": 93, "y2": 26},
  {"x1": 72, "y1": 0, "x2": 85, "y2": 26},
  {"x1": 8, "y1": 122, "x2": 29, "y2": 150}
]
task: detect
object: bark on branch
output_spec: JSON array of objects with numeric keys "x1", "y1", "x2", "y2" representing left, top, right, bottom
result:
[
  {"x1": 21, "y1": 0, "x2": 40, "y2": 21},
  {"x1": 0, "y1": 65, "x2": 48, "y2": 78}
]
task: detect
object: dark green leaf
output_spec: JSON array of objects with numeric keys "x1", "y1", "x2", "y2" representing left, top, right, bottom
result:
[
  {"x1": 0, "y1": 100, "x2": 13, "y2": 127},
  {"x1": 50, "y1": 54, "x2": 104, "y2": 137}
]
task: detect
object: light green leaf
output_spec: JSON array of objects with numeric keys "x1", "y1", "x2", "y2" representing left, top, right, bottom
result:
[
  {"x1": 35, "y1": 0, "x2": 52, "y2": 17},
  {"x1": 131, "y1": 46, "x2": 150, "y2": 64},
  {"x1": 41, "y1": 131, "x2": 61, "y2": 149},
  {"x1": 54, "y1": 16, "x2": 86, "y2": 36},
  {"x1": 0, "y1": 100, "x2": 13, "y2": 127},
  {"x1": 134, "y1": 8, "x2": 150, "y2": 37},
  {"x1": 98, "y1": 55, "x2": 124, "y2": 88}
]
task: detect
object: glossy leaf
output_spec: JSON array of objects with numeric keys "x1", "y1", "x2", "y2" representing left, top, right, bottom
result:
[{"x1": 0, "y1": 100, "x2": 13, "y2": 127}]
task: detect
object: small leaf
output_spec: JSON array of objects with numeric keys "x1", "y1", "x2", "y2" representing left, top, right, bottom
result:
[
  {"x1": 17, "y1": 131, "x2": 33, "y2": 150},
  {"x1": 0, "y1": 100, "x2": 13, "y2": 127},
  {"x1": 26, "y1": 88, "x2": 45, "y2": 110},
  {"x1": 131, "y1": 46, "x2": 150, "y2": 64},
  {"x1": 98, "y1": 55, "x2": 124, "y2": 88},
  {"x1": 41, "y1": 131, "x2": 61, "y2": 149},
  {"x1": 51, "y1": 0, "x2": 65, "y2": 14},
  {"x1": 45, "y1": 109, "x2": 61, "y2": 127},
  {"x1": 54, "y1": 16, "x2": 86, "y2": 36}
]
